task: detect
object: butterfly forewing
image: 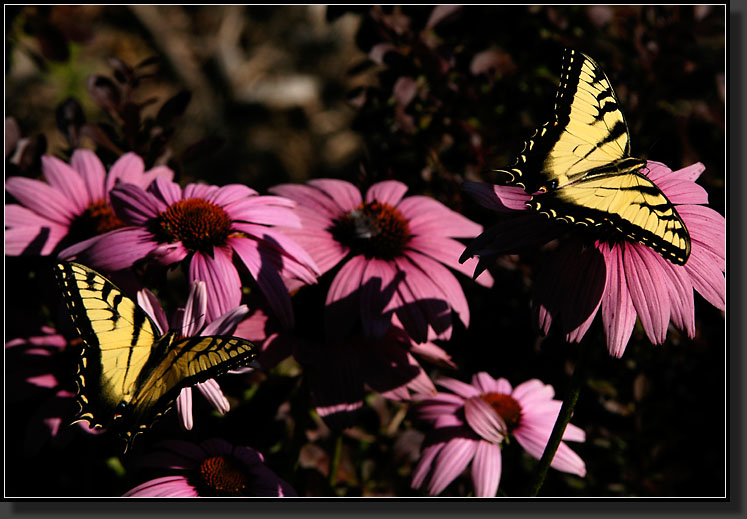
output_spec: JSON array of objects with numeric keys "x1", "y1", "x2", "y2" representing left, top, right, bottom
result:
[{"x1": 55, "y1": 262, "x2": 162, "y2": 427}]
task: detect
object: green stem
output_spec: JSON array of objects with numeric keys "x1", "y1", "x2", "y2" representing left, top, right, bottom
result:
[
  {"x1": 525, "y1": 340, "x2": 589, "y2": 496},
  {"x1": 328, "y1": 432, "x2": 343, "y2": 493}
]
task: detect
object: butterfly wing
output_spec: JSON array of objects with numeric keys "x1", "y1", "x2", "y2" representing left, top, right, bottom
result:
[
  {"x1": 531, "y1": 167, "x2": 691, "y2": 264},
  {"x1": 501, "y1": 48, "x2": 632, "y2": 192},
  {"x1": 126, "y1": 335, "x2": 257, "y2": 438},
  {"x1": 54, "y1": 261, "x2": 163, "y2": 429}
]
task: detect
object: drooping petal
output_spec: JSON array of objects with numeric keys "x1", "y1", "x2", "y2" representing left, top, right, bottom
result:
[
  {"x1": 123, "y1": 476, "x2": 197, "y2": 497},
  {"x1": 189, "y1": 248, "x2": 242, "y2": 323},
  {"x1": 136, "y1": 289, "x2": 168, "y2": 335},
  {"x1": 471, "y1": 440, "x2": 502, "y2": 497},
  {"x1": 176, "y1": 387, "x2": 194, "y2": 430},
  {"x1": 195, "y1": 379, "x2": 230, "y2": 415},
  {"x1": 514, "y1": 422, "x2": 586, "y2": 477},
  {"x1": 182, "y1": 281, "x2": 208, "y2": 336},
  {"x1": 408, "y1": 235, "x2": 493, "y2": 287},
  {"x1": 427, "y1": 437, "x2": 479, "y2": 495},
  {"x1": 623, "y1": 244, "x2": 671, "y2": 344},
  {"x1": 599, "y1": 243, "x2": 637, "y2": 358},
  {"x1": 411, "y1": 441, "x2": 446, "y2": 490}
]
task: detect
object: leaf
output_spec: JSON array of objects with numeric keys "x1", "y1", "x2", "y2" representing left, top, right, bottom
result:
[
  {"x1": 87, "y1": 75, "x2": 121, "y2": 111},
  {"x1": 156, "y1": 90, "x2": 192, "y2": 127}
]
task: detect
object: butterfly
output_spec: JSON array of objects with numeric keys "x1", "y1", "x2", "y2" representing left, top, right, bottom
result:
[
  {"x1": 54, "y1": 261, "x2": 257, "y2": 450},
  {"x1": 497, "y1": 48, "x2": 690, "y2": 265}
]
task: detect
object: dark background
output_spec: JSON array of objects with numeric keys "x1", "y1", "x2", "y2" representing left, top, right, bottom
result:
[{"x1": 5, "y1": 6, "x2": 726, "y2": 498}]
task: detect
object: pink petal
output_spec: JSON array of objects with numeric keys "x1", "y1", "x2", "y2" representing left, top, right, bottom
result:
[
  {"x1": 5, "y1": 220, "x2": 69, "y2": 256},
  {"x1": 471, "y1": 440, "x2": 502, "y2": 497},
  {"x1": 136, "y1": 289, "x2": 168, "y2": 335},
  {"x1": 412, "y1": 442, "x2": 446, "y2": 490},
  {"x1": 472, "y1": 372, "x2": 499, "y2": 394},
  {"x1": 176, "y1": 387, "x2": 194, "y2": 430},
  {"x1": 428, "y1": 437, "x2": 479, "y2": 495},
  {"x1": 227, "y1": 198, "x2": 302, "y2": 228},
  {"x1": 495, "y1": 378, "x2": 513, "y2": 394},
  {"x1": 393, "y1": 256, "x2": 450, "y2": 342},
  {"x1": 273, "y1": 226, "x2": 347, "y2": 275},
  {"x1": 183, "y1": 182, "x2": 219, "y2": 201},
  {"x1": 149, "y1": 176, "x2": 183, "y2": 206},
  {"x1": 410, "y1": 341, "x2": 458, "y2": 369},
  {"x1": 232, "y1": 224, "x2": 320, "y2": 282},
  {"x1": 106, "y1": 152, "x2": 145, "y2": 193},
  {"x1": 398, "y1": 195, "x2": 482, "y2": 238},
  {"x1": 123, "y1": 476, "x2": 196, "y2": 497},
  {"x1": 269, "y1": 183, "x2": 344, "y2": 219},
  {"x1": 230, "y1": 238, "x2": 294, "y2": 328},
  {"x1": 110, "y1": 183, "x2": 165, "y2": 224},
  {"x1": 415, "y1": 393, "x2": 465, "y2": 422},
  {"x1": 5, "y1": 176, "x2": 76, "y2": 224},
  {"x1": 679, "y1": 205, "x2": 725, "y2": 267},
  {"x1": 195, "y1": 379, "x2": 230, "y2": 414},
  {"x1": 139, "y1": 165, "x2": 174, "y2": 188},
  {"x1": 307, "y1": 178, "x2": 362, "y2": 212},
  {"x1": 623, "y1": 244, "x2": 671, "y2": 344},
  {"x1": 207, "y1": 183, "x2": 257, "y2": 207},
  {"x1": 61, "y1": 227, "x2": 156, "y2": 270},
  {"x1": 511, "y1": 379, "x2": 554, "y2": 406},
  {"x1": 684, "y1": 243, "x2": 726, "y2": 311},
  {"x1": 70, "y1": 149, "x2": 106, "y2": 203},
  {"x1": 599, "y1": 243, "x2": 637, "y2": 358},
  {"x1": 437, "y1": 376, "x2": 481, "y2": 399},
  {"x1": 203, "y1": 304, "x2": 250, "y2": 335},
  {"x1": 189, "y1": 248, "x2": 242, "y2": 322},
  {"x1": 182, "y1": 281, "x2": 208, "y2": 336},
  {"x1": 366, "y1": 180, "x2": 409, "y2": 206},
  {"x1": 655, "y1": 254, "x2": 695, "y2": 338},
  {"x1": 41, "y1": 155, "x2": 90, "y2": 213},
  {"x1": 464, "y1": 396, "x2": 506, "y2": 443},
  {"x1": 514, "y1": 424, "x2": 586, "y2": 477},
  {"x1": 462, "y1": 181, "x2": 530, "y2": 212},
  {"x1": 408, "y1": 235, "x2": 493, "y2": 287}
]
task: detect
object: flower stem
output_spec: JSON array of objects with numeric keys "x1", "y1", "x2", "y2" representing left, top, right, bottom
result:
[
  {"x1": 328, "y1": 432, "x2": 343, "y2": 493},
  {"x1": 525, "y1": 340, "x2": 589, "y2": 496}
]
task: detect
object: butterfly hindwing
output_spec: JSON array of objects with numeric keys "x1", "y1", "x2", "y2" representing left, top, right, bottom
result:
[
  {"x1": 54, "y1": 262, "x2": 258, "y2": 449},
  {"x1": 499, "y1": 49, "x2": 691, "y2": 265}
]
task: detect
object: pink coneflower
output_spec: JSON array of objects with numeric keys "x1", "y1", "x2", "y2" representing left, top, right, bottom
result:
[
  {"x1": 136, "y1": 280, "x2": 253, "y2": 431},
  {"x1": 411, "y1": 372, "x2": 586, "y2": 497},
  {"x1": 294, "y1": 319, "x2": 452, "y2": 429},
  {"x1": 123, "y1": 438, "x2": 296, "y2": 497},
  {"x1": 269, "y1": 179, "x2": 493, "y2": 343},
  {"x1": 5, "y1": 149, "x2": 173, "y2": 256},
  {"x1": 461, "y1": 162, "x2": 726, "y2": 357},
  {"x1": 61, "y1": 177, "x2": 320, "y2": 325}
]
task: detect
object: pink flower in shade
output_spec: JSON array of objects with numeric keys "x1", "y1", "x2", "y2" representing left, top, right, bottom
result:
[
  {"x1": 5, "y1": 149, "x2": 172, "y2": 256},
  {"x1": 5, "y1": 326, "x2": 102, "y2": 453},
  {"x1": 61, "y1": 177, "x2": 320, "y2": 325},
  {"x1": 269, "y1": 179, "x2": 493, "y2": 343},
  {"x1": 136, "y1": 280, "x2": 254, "y2": 431},
  {"x1": 123, "y1": 438, "x2": 296, "y2": 497},
  {"x1": 284, "y1": 317, "x2": 453, "y2": 430},
  {"x1": 411, "y1": 372, "x2": 586, "y2": 497},
  {"x1": 461, "y1": 162, "x2": 726, "y2": 357}
]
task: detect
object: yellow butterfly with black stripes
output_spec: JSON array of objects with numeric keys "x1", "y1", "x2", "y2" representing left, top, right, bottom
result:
[
  {"x1": 54, "y1": 261, "x2": 257, "y2": 450},
  {"x1": 497, "y1": 48, "x2": 690, "y2": 265}
]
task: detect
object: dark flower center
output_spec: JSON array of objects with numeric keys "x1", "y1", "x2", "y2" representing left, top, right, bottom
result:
[
  {"x1": 197, "y1": 455, "x2": 252, "y2": 497},
  {"x1": 480, "y1": 393, "x2": 522, "y2": 432},
  {"x1": 329, "y1": 201, "x2": 411, "y2": 260},
  {"x1": 67, "y1": 200, "x2": 127, "y2": 242},
  {"x1": 156, "y1": 198, "x2": 232, "y2": 252}
]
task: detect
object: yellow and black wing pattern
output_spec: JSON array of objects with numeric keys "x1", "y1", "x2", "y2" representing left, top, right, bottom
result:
[
  {"x1": 54, "y1": 261, "x2": 257, "y2": 448},
  {"x1": 498, "y1": 49, "x2": 690, "y2": 265}
]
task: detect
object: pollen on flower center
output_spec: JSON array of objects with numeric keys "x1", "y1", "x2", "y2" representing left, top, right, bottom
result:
[
  {"x1": 67, "y1": 200, "x2": 126, "y2": 242},
  {"x1": 156, "y1": 198, "x2": 232, "y2": 252},
  {"x1": 329, "y1": 201, "x2": 411, "y2": 260},
  {"x1": 197, "y1": 455, "x2": 251, "y2": 497},
  {"x1": 480, "y1": 393, "x2": 522, "y2": 432}
]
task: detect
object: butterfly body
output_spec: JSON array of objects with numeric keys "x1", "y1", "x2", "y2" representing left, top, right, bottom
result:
[
  {"x1": 54, "y1": 261, "x2": 257, "y2": 450},
  {"x1": 499, "y1": 49, "x2": 690, "y2": 265}
]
